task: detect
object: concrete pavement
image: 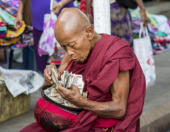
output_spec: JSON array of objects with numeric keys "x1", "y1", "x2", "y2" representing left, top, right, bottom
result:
[
  {"x1": 140, "y1": 2, "x2": 170, "y2": 131},
  {"x1": 141, "y1": 51, "x2": 170, "y2": 132}
]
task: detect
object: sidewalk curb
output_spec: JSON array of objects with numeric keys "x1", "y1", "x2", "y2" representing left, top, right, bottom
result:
[
  {"x1": 141, "y1": 100, "x2": 170, "y2": 132},
  {"x1": 145, "y1": 2, "x2": 170, "y2": 14}
]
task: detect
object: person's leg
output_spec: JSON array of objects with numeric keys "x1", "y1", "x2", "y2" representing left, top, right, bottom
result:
[
  {"x1": 23, "y1": 46, "x2": 36, "y2": 70},
  {"x1": 23, "y1": 47, "x2": 29, "y2": 69},
  {"x1": 0, "y1": 49, "x2": 5, "y2": 62},
  {"x1": 33, "y1": 28, "x2": 49, "y2": 73}
]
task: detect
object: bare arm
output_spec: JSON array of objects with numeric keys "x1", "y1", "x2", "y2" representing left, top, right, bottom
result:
[
  {"x1": 86, "y1": 0, "x2": 92, "y2": 14},
  {"x1": 17, "y1": 0, "x2": 23, "y2": 15},
  {"x1": 53, "y1": 0, "x2": 74, "y2": 14},
  {"x1": 136, "y1": 0, "x2": 148, "y2": 26},
  {"x1": 57, "y1": 71, "x2": 130, "y2": 119},
  {"x1": 60, "y1": 0, "x2": 73, "y2": 7},
  {"x1": 78, "y1": 71, "x2": 129, "y2": 119},
  {"x1": 58, "y1": 52, "x2": 71, "y2": 75},
  {"x1": 14, "y1": 0, "x2": 23, "y2": 29},
  {"x1": 85, "y1": 0, "x2": 93, "y2": 23},
  {"x1": 136, "y1": 0, "x2": 145, "y2": 11}
]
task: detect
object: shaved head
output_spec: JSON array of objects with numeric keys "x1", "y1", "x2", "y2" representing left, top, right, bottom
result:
[
  {"x1": 54, "y1": 8, "x2": 101, "y2": 62},
  {"x1": 55, "y1": 8, "x2": 91, "y2": 41}
]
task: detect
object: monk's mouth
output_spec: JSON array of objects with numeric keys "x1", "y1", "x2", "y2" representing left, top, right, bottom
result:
[{"x1": 72, "y1": 58, "x2": 79, "y2": 62}]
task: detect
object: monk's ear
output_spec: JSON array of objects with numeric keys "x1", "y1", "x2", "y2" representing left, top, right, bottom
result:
[{"x1": 85, "y1": 25, "x2": 94, "y2": 41}]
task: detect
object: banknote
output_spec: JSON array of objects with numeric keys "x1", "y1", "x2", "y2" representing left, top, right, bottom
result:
[
  {"x1": 61, "y1": 71, "x2": 84, "y2": 94},
  {"x1": 51, "y1": 68, "x2": 59, "y2": 84},
  {"x1": 48, "y1": 70, "x2": 85, "y2": 106}
]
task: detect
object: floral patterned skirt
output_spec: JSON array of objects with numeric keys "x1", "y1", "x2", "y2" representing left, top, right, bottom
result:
[{"x1": 110, "y1": 2, "x2": 133, "y2": 47}]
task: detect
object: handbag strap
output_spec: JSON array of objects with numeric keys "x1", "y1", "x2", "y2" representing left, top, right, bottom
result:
[{"x1": 139, "y1": 23, "x2": 149, "y2": 38}]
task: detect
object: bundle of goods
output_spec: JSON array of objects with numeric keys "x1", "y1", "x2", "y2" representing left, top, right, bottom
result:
[
  {"x1": 0, "y1": 76, "x2": 30, "y2": 122},
  {"x1": 0, "y1": 17, "x2": 7, "y2": 38},
  {"x1": 0, "y1": 0, "x2": 18, "y2": 17},
  {"x1": 0, "y1": 0, "x2": 26, "y2": 47},
  {"x1": 130, "y1": 8, "x2": 170, "y2": 55}
]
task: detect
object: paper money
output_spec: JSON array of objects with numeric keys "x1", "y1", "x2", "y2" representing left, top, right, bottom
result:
[
  {"x1": 61, "y1": 71, "x2": 72, "y2": 88},
  {"x1": 47, "y1": 70, "x2": 85, "y2": 107},
  {"x1": 72, "y1": 74, "x2": 84, "y2": 94},
  {"x1": 60, "y1": 71, "x2": 84, "y2": 93},
  {"x1": 51, "y1": 68, "x2": 59, "y2": 84}
]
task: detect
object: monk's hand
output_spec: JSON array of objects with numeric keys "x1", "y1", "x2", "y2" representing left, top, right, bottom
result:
[
  {"x1": 53, "y1": 2, "x2": 63, "y2": 14},
  {"x1": 44, "y1": 64, "x2": 57, "y2": 85},
  {"x1": 56, "y1": 84, "x2": 83, "y2": 105}
]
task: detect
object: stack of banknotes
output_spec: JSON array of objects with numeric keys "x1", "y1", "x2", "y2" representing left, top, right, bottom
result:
[{"x1": 44, "y1": 69, "x2": 86, "y2": 107}]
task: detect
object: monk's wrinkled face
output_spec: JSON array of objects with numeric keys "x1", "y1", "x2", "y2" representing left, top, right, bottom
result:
[{"x1": 56, "y1": 27, "x2": 94, "y2": 62}]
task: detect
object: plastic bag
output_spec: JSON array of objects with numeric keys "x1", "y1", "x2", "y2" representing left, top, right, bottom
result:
[
  {"x1": 134, "y1": 24, "x2": 156, "y2": 87},
  {"x1": 38, "y1": 0, "x2": 57, "y2": 56},
  {"x1": 0, "y1": 67, "x2": 44, "y2": 97}
]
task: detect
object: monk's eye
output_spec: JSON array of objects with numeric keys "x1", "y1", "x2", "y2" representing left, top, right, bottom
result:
[
  {"x1": 69, "y1": 42, "x2": 76, "y2": 48},
  {"x1": 69, "y1": 44, "x2": 74, "y2": 48},
  {"x1": 61, "y1": 45, "x2": 66, "y2": 51}
]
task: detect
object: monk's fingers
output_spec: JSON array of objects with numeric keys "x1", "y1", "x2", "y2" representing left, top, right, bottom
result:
[
  {"x1": 44, "y1": 64, "x2": 58, "y2": 83},
  {"x1": 71, "y1": 85, "x2": 80, "y2": 93},
  {"x1": 57, "y1": 84, "x2": 72, "y2": 98},
  {"x1": 50, "y1": 63, "x2": 57, "y2": 69},
  {"x1": 57, "y1": 90, "x2": 66, "y2": 99},
  {"x1": 44, "y1": 65, "x2": 52, "y2": 79},
  {"x1": 47, "y1": 63, "x2": 56, "y2": 71},
  {"x1": 55, "y1": 85, "x2": 66, "y2": 99},
  {"x1": 55, "y1": 84, "x2": 60, "y2": 92}
]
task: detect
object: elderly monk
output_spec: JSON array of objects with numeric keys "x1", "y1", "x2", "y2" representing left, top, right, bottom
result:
[{"x1": 20, "y1": 8, "x2": 146, "y2": 132}]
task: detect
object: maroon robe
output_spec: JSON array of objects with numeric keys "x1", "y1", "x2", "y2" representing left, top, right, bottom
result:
[
  {"x1": 20, "y1": 34, "x2": 146, "y2": 132},
  {"x1": 62, "y1": 34, "x2": 146, "y2": 132}
]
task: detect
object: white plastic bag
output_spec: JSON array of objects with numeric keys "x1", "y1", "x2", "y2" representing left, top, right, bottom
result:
[
  {"x1": 38, "y1": 0, "x2": 57, "y2": 56},
  {"x1": 133, "y1": 24, "x2": 156, "y2": 87},
  {"x1": 0, "y1": 67, "x2": 44, "y2": 97}
]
